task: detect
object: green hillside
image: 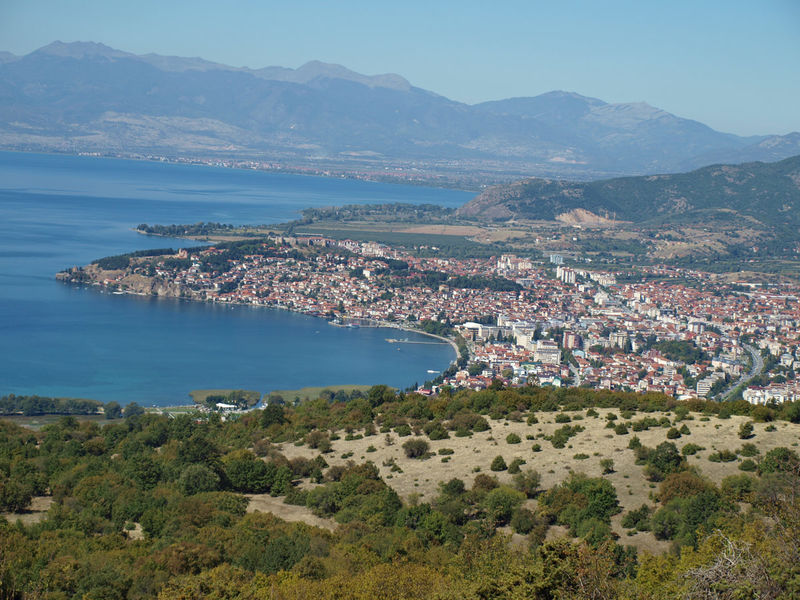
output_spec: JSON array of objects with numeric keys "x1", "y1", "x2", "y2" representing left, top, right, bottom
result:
[{"x1": 458, "y1": 155, "x2": 800, "y2": 234}]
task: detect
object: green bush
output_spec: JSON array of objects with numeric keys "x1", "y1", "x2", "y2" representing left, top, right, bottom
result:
[
  {"x1": 490, "y1": 455, "x2": 508, "y2": 471},
  {"x1": 738, "y1": 421, "x2": 754, "y2": 439},
  {"x1": 666, "y1": 427, "x2": 681, "y2": 439},
  {"x1": 394, "y1": 424, "x2": 412, "y2": 437},
  {"x1": 708, "y1": 449, "x2": 737, "y2": 463},
  {"x1": 506, "y1": 433, "x2": 521, "y2": 444},
  {"x1": 483, "y1": 486, "x2": 525, "y2": 525},
  {"x1": 510, "y1": 507, "x2": 537, "y2": 534},
  {"x1": 738, "y1": 459, "x2": 757, "y2": 472},
  {"x1": 402, "y1": 438, "x2": 430, "y2": 458},
  {"x1": 738, "y1": 443, "x2": 759, "y2": 457},
  {"x1": 508, "y1": 458, "x2": 526, "y2": 474},
  {"x1": 681, "y1": 443, "x2": 704, "y2": 456},
  {"x1": 621, "y1": 504, "x2": 652, "y2": 531}
]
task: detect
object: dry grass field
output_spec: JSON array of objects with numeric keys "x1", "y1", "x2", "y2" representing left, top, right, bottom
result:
[{"x1": 268, "y1": 410, "x2": 799, "y2": 551}]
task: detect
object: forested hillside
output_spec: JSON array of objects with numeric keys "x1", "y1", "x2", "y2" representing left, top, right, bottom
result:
[{"x1": 2, "y1": 385, "x2": 800, "y2": 598}]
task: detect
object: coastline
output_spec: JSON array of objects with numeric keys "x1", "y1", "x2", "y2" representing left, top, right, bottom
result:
[{"x1": 57, "y1": 275, "x2": 461, "y2": 381}]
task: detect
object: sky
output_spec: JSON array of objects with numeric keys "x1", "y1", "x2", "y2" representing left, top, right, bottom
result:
[{"x1": 2, "y1": 0, "x2": 799, "y2": 136}]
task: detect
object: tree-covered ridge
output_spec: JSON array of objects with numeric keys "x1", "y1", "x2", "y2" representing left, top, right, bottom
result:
[
  {"x1": 459, "y1": 154, "x2": 800, "y2": 231},
  {"x1": 2, "y1": 384, "x2": 800, "y2": 598}
]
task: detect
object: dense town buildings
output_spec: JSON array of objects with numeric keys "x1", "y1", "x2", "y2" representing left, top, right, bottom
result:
[{"x1": 87, "y1": 238, "x2": 800, "y2": 404}]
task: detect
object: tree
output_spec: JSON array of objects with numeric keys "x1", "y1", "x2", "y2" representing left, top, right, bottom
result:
[
  {"x1": 483, "y1": 486, "x2": 525, "y2": 525},
  {"x1": 104, "y1": 401, "x2": 122, "y2": 419},
  {"x1": 261, "y1": 403, "x2": 285, "y2": 428},
  {"x1": 738, "y1": 421, "x2": 754, "y2": 439},
  {"x1": 178, "y1": 464, "x2": 220, "y2": 495},
  {"x1": 513, "y1": 469, "x2": 541, "y2": 497},
  {"x1": 123, "y1": 402, "x2": 145, "y2": 418}
]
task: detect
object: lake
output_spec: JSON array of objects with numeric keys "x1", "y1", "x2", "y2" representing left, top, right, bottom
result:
[{"x1": 0, "y1": 151, "x2": 471, "y2": 405}]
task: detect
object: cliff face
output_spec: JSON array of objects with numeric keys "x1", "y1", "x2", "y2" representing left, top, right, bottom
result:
[{"x1": 57, "y1": 264, "x2": 200, "y2": 299}]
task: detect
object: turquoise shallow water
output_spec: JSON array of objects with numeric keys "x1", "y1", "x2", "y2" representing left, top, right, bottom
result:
[{"x1": 0, "y1": 152, "x2": 469, "y2": 405}]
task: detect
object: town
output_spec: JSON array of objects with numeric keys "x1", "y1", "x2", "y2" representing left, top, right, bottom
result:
[{"x1": 69, "y1": 235, "x2": 800, "y2": 406}]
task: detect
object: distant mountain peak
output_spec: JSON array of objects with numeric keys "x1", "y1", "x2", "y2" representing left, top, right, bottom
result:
[
  {"x1": 34, "y1": 40, "x2": 131, "y2": 60},
  {"x1": 256, "y1": 59, "x2": 412, "y2": 91}
]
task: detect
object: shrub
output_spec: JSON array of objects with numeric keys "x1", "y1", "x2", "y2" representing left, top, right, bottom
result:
[
  {"x1": 658, "y1": 471, "x2": 716, "y2": 504},
  {"x1": 738, "y1": 459, "x2": 757, "y2": 472},
  {"x1": 532, "y1": 443, "x2": 542, "y2": 452},
  {"x1": 758, "y1": 447, "x2": 800, "y2": 474},
  {"x1": 678, "y1": 424, "x2": 691, "y2": 435},
  {"x1": 490, "y1": 455, "x2": 508, "y2": 471},
  {"x1": 472, "y1": 473, "x2": 499, "y2": 492},
  {"x1": 510, "y1": 507, "x2": 537, "y2": 534},
  {"x1": 424, "y1": 421, "x2": 450, "y2": 440},
  {"x1": 573, "y1": 453, "x2": 589, "y2": 460},
  {"x1": 751, "y1": 406, "x2": 774, "y2": 423},
  {"x1": 394, "y1": 424, "x2": 412, "y2": 437},
  {"x1": 506, "y1": 433, "x2": 521, "y2": 444},
  {"x1": 721, "y1": 474, "x2": 755, "y2": 502},
  {"x1": 708, "y1": 449, "x2": 737, "y2": 463},
  {"x1": 508, "y1": 458, "x2": 525, "y2": 474},
  {"x1": 666, "y1": 427, "x2": 681, "y2": 439},
  {"x1": 600, "y1": 458, "x2": 615, "y2": 474},
  {"x1": 305, "y1": 430, "x2": 331, "y2": 451},
  {"x1": 681, "y1": 443, "x2": 704, "y2": 456},
  {"x1": 513, "y1": 469, "x2": 541, "y2": 498},
  {"x1": 621, "y1": 504, "x2": 652, "y2": 531},
  {"x1": 527, "y1": 414, "x2": 539, "y2": 425},
  {"x1": 441, "y1": 478, "x2": 465, "y2": 496},
  {"x1": 628, "y1": 436, "x2": 642, "y2": 450},
  {"x1": 739, "y1": 443, "x2": 759, "y2": 457},
  {"x1": 614, "y1": 423, "x2": 629, "y2": 435},
  {"x1": 738, "y1": 421, "x2": 754, "y2": 439},
  {"x1": 551, "y1": 424, "x2": 584, "y2": 448},
  {"x1": 402, "y1": 438, "x2": 430, "y2": 459},
  {"x1": 438, "y1": 448, "x2": 454, "y2": 456},
  {"x1": 555, "y1": 414, "x2": 571, "y2": 423}
]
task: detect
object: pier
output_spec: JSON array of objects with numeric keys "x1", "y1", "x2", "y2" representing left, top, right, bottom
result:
[{"x1": 386, "y1": 338, "x2": 448, "y2": 345}]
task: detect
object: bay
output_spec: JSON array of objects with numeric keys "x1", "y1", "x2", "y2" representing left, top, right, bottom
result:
[{"x1": 0, "y1": 152, "x2": 471, "y2": 405}]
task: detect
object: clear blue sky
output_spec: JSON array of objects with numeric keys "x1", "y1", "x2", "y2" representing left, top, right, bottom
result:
[{"x1": 2, "y1": 0, "x2": 798, "y2": 136}]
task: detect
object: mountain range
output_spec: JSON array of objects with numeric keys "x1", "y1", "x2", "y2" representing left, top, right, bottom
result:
[{"x1": 2, "y1": 41, "x2": 799, "y2": 180}]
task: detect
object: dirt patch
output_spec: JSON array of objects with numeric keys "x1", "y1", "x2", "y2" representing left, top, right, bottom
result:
[
  {"x1": 555, "y1": 208, "x2": 619, "y2": 227},
  {"x1": 246, "y1": 494, "x2": 337, "y2": 531},
  {"x1": 1, "y1": 495, "x2": 53, "y2": 526}
]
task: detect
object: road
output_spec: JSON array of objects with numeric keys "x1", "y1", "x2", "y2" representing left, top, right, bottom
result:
[
  {"x1": 721, "y1": 343, "x2": 762, "y2": 401},
  {"x1": 568, "y1": 362, "x2": 582, "y2": 386}
]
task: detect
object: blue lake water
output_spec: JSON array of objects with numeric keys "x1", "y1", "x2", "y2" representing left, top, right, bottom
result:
[{"x1": 0, "y1": 152, "x2": 471, "y2": 405}]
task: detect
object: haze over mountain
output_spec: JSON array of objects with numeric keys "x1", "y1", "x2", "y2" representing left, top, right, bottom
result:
[{"x1": 1, "y1": 41, "x2": 799, "y2": 180}]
